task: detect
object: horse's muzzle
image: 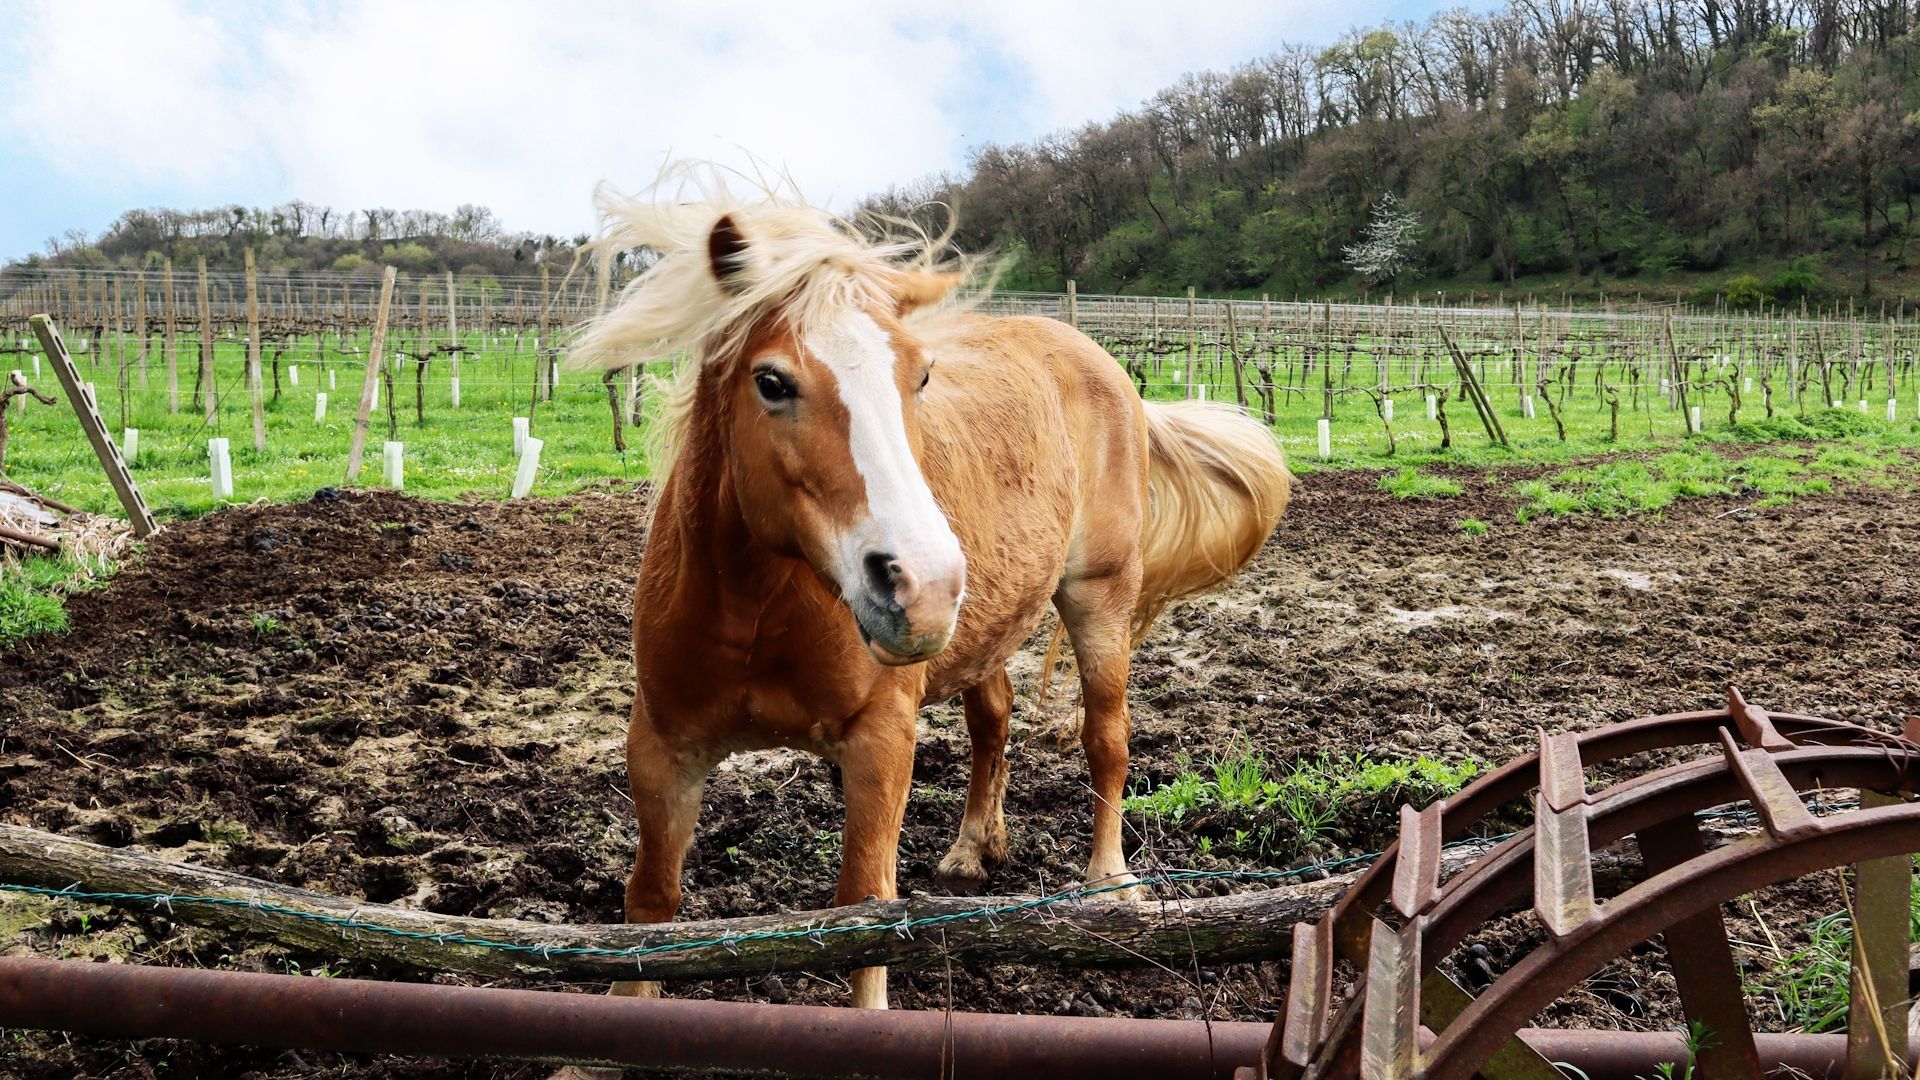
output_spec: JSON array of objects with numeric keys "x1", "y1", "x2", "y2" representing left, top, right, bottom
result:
[{"x1": 850, "y1": 549, "x2": 963, "y2": 666}]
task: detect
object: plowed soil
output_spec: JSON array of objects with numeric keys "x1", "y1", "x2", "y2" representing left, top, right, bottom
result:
[{"x1": 1, "y1": 465, "x2": 1915, "y2": 1078}]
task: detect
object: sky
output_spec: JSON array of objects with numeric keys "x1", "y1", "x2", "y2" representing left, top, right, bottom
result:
[{"x1": 0, "y1": 0, "x2": 1470, "y2": 260}]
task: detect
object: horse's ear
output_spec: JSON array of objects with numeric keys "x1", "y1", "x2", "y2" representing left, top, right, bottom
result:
[
  {"x1": 893, "y1": 270, "x2": 962, "y2": 316},
  {"x1": 707, "y1": 214, "x2": 750, "y2": 293}
]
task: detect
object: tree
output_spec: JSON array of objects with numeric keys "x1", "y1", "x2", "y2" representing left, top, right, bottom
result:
[{"x1": 1344, "y1": 192, "x2": 1424, "y2": 285}]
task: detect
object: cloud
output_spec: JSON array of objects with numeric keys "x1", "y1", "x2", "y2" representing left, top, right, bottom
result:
[{"x1": 0, "y1": 0, "x2": 1395, "y2": 247}]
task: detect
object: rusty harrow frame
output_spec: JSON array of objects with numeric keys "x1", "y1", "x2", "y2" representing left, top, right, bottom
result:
[{"x1": 1254, "y1": 688, "x2": 1920, "y2": 1080}]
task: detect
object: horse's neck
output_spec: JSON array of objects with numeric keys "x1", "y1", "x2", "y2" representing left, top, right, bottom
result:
[{"x1": 651, "y1": 420, "x2": 832, "y2": 649}]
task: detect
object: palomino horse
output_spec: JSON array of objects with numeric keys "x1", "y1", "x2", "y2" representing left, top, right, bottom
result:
[{"x1": 572, "y1": 173, "x2": 1290, "y2": 1009}]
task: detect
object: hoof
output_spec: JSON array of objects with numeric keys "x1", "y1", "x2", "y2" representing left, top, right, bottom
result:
[
  {"x1": 936, "y1": 848, "x2": 991, "y2": 891},
  {"x1": 1086, "y1": 869, "x2": 1144, "y2": 902}
]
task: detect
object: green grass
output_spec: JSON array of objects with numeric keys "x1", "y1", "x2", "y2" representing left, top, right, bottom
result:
[
  {"x1": 1747, "y1": 869, "x2": 1920, "y2": 1033},
  {"x1": 1379, "y1": 466, "x2": 1463, "y2": 499},
  {"x1": 1123, "y1": 744, "x2": 1483, "y2": 860},
  {"x1": 2, "y1": 330, "x2": 659, "y2": 518},
  {"x1": 1457, "y1": 517, "x2": 1489, "y2": 536},
  {"x1": 0, "y1": 554, "x2": 113, "y2": 647},
  {"x1": 1513, "y1": 436, "x2": 1918, "y2": 522}
]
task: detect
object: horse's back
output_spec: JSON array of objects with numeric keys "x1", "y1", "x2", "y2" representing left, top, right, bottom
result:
[{"x1": 914, "y1": 314, "x2": 1147, "y2": 700}]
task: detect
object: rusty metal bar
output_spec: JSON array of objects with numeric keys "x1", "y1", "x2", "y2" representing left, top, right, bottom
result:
[
  {"x1": 1728, "y1": 686, "x2": 1794, "y2": 751},
  {"x1": 1718, "y1": 728, "x2": 1820, "y2": 838},
  {"x1": 1491, "y1": 1029, "x2": 1920, "y2": 1079},
  {"x1": 1633, "y1": 815, "x2": 1763, "y2": 1080},
  {"x1": 1423, "y1": 807, "x2": 1920, "y2": 1080},
  {"x1": 1360, "y1": 916, "x2": 1422, "y2": 1079},
  {"x1": 1391, "y1": 803, "x2": 1442, "y2": 920},
  {"x1": 1533, "y1": 794, "x2": 1596, "y2": 938},
  {"x1": 0, "y1": 956, "x2": 1261, "y2": 1080},
  {"x1": 1278, "y1": 919, "x2": 1332, "y2": 1068},
  {"x1": 1537, "y1": 729, "x2": 1586, "y2": 812},
  {"x1": 1331, "y1": 699, "x2": 1861, "y2": 962}
]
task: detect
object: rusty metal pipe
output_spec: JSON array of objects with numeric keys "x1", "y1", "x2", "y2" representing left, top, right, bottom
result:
[
  {"x1": 0, "y1": 957, "x2": 1265, "y2": 1079},
  {"x1": 0, "y1": 957, "x2": 1910, "y2": 1079},
  {"x1": 1509, "y1": 1028, "x2": 1920, "y2": 1079}
]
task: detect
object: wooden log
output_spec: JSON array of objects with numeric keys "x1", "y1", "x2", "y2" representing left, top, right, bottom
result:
[
  {"x1": 0, "y1": 522, "x2": 59, "y2": 552},
  {"x1": 0, "y1": 820, "x2": 1677, "y2": 985}
]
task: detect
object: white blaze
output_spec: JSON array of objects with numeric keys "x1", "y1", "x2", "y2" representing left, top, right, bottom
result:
[{"x1": 804, "y1": 312, "x2": 963, "y2": 605}]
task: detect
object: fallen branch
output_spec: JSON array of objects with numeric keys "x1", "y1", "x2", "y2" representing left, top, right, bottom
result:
[
  {"x1": 0, "y1": 521, "x2": 59, "y2": 551},
  {"x1": 0, "y1": 822, "x2": 1428, "y2": 981},
  {"x1": 0, "y1": 820, "x2": 1702, "y2": 984}
]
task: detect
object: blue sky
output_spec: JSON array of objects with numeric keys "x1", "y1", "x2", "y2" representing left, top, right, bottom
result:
[{"x1": 0, "y1": 0, "x2": 1489, "y2": 260}]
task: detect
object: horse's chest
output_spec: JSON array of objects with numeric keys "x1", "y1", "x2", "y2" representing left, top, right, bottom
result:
[{"x1": 638, "y1": 624, "x2": 885, "y2": 754}]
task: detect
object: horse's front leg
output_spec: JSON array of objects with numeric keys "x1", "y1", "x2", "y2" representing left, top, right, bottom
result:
[
  {"x1": 615, "y1": 700, "x2": 711, "y2": 999},
  {"x1": 834, "y1": 700, "x2": 918, "y2": 1009}
]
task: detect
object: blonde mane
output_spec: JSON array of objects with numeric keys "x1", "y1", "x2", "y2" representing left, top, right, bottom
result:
[{"x1": 568, "y1": 161, "x2": 980, "y2": 484}]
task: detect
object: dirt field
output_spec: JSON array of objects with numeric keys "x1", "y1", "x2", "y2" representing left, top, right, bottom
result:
[{"x1": 1, "y1": 463, "x2": 1915, "y2": 1078}]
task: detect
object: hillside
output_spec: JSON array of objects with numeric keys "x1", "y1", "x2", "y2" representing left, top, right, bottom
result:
[{"x1": 870, "y1": 0, "x2": 1920, "y2": 306}]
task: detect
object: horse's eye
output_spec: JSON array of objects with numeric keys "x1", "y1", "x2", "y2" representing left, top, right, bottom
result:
[
  {"x1": 919, "y1": 367, "x2": 932, "y2": 391},
  {"x1": 754, "y1": 369, "x2": 795, "y2": 403}
]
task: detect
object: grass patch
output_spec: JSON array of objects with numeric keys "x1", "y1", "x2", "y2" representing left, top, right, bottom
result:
[
  {"x1": 0, "y1": 554, "x2": 115, "y2": 649},
  {"x1": 1748, "y1": 869, "x2": 1920, "y2": 1032},
  {"x1": 1514, "y1": 442, "x2": 1915, "y2": 521},
  {"x1": 1379, "y1": 466, "x2": 1463, "y2": 499},
  {"x1": 1123, "y1": 744, "x2": 1483, "y2": 861},
  {"x1": 1458, "y1": 517, "x2": 1489, "y2": 536}
]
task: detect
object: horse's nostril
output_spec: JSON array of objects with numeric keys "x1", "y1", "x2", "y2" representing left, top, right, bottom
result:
[{"x1": 863, "y1": 551, "x2": 897, "y2": 596}]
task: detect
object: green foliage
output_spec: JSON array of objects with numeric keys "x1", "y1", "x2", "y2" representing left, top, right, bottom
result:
[
  {"x1": 1723, "y1": 274, "x2": 1767, "y2": 308},
  {"x1": 1379, "y1": 466, "x2": 1463, "y2": 498},
  {"x1": 0, "y1": 555, "x2": 112, "y2": 649},
  {"x1": 1124, "y1": 745, "x2": 1483, "y2": 859},
  {"x1": 1766, "y1": 257, "x2": 1824, "y2": 303},
  {"x1": 1748, "y1": 870, "x2": 1920, "y2": 1032},
  {"x1": 1457, "y1": 517, "x2": 1490, "y2": 535}
]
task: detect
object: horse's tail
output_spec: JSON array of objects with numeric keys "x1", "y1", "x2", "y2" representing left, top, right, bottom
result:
[{"x1": 1131, "y1": 400, "x2": 1291, "y2": 646}]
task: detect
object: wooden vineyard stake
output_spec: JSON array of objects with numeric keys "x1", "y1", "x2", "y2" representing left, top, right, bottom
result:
[
  {"x1": 344, "y1": 267, "x2": 399, "y2": 484},
  {"x1": 196, "y1": 257, "x2": 215, "y2": 423},
  {"x1": 1438, "y1": 324, "x2": 1508, "y2": 448},
  {"x1": 244, "y1": 249, "x2": 266, "y2": 451},
  {"x1": 445, "y1": 271, "x2": 461, "y2": 408},
  {"x1": 27, "y1": 315, "x2": 157, "y2": 538}
]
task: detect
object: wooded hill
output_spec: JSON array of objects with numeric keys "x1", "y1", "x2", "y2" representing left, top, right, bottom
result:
[
  {"x1": 870, "y1": 0, "x2": 1920, "y2": 304},
  {"x1": 8, "y1": 204, "x2": 589, "y2": 286}
]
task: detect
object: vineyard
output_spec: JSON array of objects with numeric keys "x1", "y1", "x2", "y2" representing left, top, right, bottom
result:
[
  {"x1": 4, "y1": 264, "x2": 1920, "y2": 515},
  {"x1": 4, "y1": 260, "x2": 1920, "y2": 1078}
]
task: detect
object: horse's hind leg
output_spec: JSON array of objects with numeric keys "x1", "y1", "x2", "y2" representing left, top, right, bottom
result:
[
  {"x1": 937, "y1": 668, "x2": 1012, "y2": 886},
  {"x1": 1055, "y1": 563, "x2": 1143, "y2": 901}
]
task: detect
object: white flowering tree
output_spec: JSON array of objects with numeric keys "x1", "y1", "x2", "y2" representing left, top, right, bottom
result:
[{"x1": 1344, "y1": 193, "x2": 1423, "y2": 286}]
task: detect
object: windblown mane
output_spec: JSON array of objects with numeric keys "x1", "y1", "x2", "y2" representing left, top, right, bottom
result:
[{"x1": 568, "y1": 161, "x2": 979, "y2": 484}]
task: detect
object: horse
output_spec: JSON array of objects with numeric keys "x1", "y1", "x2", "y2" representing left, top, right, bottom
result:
[{"x1": 570, "y1": 169, "x2": 1291, "y2": 1009}]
